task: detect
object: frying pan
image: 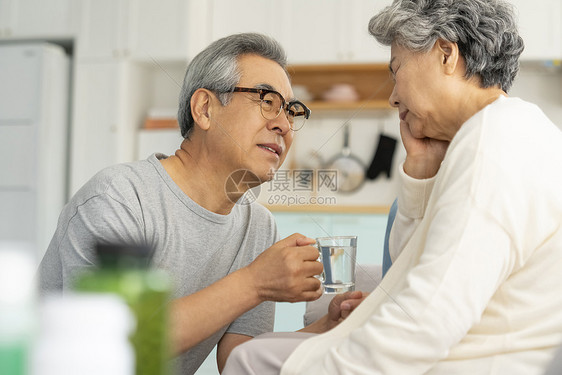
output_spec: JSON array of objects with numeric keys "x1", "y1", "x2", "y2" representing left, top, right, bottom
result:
[{"x1": 324, "y1": 123, "x2": 366, "y2": 193}]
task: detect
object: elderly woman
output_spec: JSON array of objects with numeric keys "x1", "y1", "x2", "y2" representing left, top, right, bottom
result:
[{"x1": 223, "y1": 0, "x2": 562, "y2": 374}]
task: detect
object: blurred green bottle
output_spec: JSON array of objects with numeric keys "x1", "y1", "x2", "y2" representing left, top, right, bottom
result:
[{"x1": 74, "y1": 243, "x2": 172, "y2": 375}]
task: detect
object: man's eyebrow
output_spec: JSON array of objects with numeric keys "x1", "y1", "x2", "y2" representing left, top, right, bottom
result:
[
  {"x1": 255, "y1": 83, "x2": 295, "y2": 101},
  {"x1": 255, "y1": 83, "x2": 275, "y2": 91}
]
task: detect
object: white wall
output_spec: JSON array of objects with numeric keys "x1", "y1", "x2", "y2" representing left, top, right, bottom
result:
[{"x1": 511, "y1": 63, "x2": 562, "y2": 127}]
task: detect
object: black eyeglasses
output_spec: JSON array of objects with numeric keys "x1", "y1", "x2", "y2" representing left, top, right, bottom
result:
[{"x1": 230, "y1": 87, "x2": 311, "y2": 131}]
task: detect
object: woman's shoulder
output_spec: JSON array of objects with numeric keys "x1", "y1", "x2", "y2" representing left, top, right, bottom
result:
[
  {"x1": 476, "y1": 96, "x2": 562, "y2": 167},
  {"x1": 486, "y1": 96, "x2": 555, "y2": 130},
  {"x1": 447, "y1": 96, "x2": 562, "y2": 174}
]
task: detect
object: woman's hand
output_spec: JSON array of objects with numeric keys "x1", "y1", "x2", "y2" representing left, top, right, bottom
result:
[
  {"x1": 328, "y1": 291, "x2": 368, "y2": 324},
  {"x1": 299, "y1": 291, "x2": 367, "y2": 334},
  {"x1": 400, "y1": 121, "x2": 450, "y2": 179}
]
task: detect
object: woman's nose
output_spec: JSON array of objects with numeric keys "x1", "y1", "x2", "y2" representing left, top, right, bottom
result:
[{"x1": 389, "y1": 85, "x2": 399, "y2": 108}]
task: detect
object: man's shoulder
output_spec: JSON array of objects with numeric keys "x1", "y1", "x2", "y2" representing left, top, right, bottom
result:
[
  {"x1": 237, "y1": 201, "x2": 276, "y2": 227},
  {"x1": 96, "y1": 159, "x2": 154, "y2": 184},
  {"x1": 248, "y1": 201, "x2": 274, "y2": 218},
  {"x1": 77, "y1": 159, "x2": 156, "y2": 199}
]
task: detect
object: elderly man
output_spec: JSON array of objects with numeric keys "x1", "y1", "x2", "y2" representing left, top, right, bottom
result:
[{"x1": 39, "y1": 33, "x2": 357, "y2": 374}]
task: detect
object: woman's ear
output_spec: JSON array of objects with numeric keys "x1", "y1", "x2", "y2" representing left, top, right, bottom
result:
[
  {"x1": 436, "y1": 39, "x2": 460, "y2": 75},
  {"x1": 191, "y1": 88, "x2": 214, "y2": 131}
]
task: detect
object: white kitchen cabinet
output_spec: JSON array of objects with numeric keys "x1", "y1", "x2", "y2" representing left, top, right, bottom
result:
[
  {"x1": 128, "y1": 0, "x2": 190, "y2": 61},
  {"x1": 344, "y1": 0, "x2": 391, "y2": 63},
  {"x1": 76, "y1": 0, "x2": 130, "y2": 60},
  {"x1": 281, "y1": 0, "x2": 344, "y2": 64},
  {"x1": 203, "y1": 0, "x2": 340, "y2": 62},
  {"x1": 206, "y1": 0, "x2": 283, "y2": 49},
  {"x1": 209, "y1": 0, "x2": 279, "y2": 39},
  {"x1": 71, "y1": 62, "x2": 121, "y2": 191},
  {"x1": 0, "y1": 44, "x2": 69, "y2": 256},
  {"x1": 0, "y1": 0, "x2": 16, "y2": 38},
  {"x1": 76, "y1": 0, "x2": 190, "y2": 62},
  {"x1": 283, "y1": 0, "x2": 391, "y2": 64},
  {"x1": 509, "y1": 0, "x2": 562, "y2": 60},
  {"x1": 185, "y1": 0, "x2": 212, "y2": 60},
  {"x1": 0, "y1": 0, "x2": 76, "y2": 39},
  {"x1": 70, "y1": 61, "x2": 152, "y2": 194},
  {"x1": 204, "y1": 0, "x2": 560, "y2": 63},
  {"x1": 204, "y1": 0, "x2": 391, "y2": 64}
]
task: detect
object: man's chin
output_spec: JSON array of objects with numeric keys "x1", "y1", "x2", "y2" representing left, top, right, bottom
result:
[
  {"x1": 263, "y1": 167, "x2": 279, "y2": 182},
  {"x1": 249, "y1": 165, "x2": 278, "y2": 183}
]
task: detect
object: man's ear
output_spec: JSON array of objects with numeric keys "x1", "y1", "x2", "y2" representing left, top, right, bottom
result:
[
  {"x1": 436, "y1": 39, "x2": 460, "y2": 75},
  {"x1": 191, "y1": 88, "x2": 214, "y2": 131}
]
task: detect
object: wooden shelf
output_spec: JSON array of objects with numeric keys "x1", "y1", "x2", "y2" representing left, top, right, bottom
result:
[
  {"x1": 142, "y1": 63, "x2": 394, "y2": 129},
  {"x1": 265, "y1": 204, "x2": 391, "y2": 214},
  {"x1": 307, "y1": 100, "x2": 391, "y2": 111},
  {"x1": 144, "y1": 118, "x2": 178, "y2": 129},
  {"x1": 287, "y1": 63, "x2": 394, "y2": 111}
]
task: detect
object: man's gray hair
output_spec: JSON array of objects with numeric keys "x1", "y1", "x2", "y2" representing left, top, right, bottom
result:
[
  {"x1": 368, "y1": 0, "x2": 524, "y2": 92},
  {"x1": 177, "y1": 33, "x2": 288, "y2": 138}
]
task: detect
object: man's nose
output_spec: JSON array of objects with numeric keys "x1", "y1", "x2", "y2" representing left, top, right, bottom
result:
[{"x1": 267, "y1": 110, "x2": 292, "y2": 135}]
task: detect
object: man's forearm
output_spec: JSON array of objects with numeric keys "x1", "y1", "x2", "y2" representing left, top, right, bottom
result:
[{"x1": 169, "y1": 267, "x2": 261, "y2": 354}]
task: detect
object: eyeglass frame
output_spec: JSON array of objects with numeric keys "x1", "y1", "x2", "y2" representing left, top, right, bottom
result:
[{"x1": 227, "y1": 87, "x2": 311, "y2": 131}]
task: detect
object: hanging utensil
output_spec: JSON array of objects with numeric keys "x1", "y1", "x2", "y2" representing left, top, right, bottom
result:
[{"x1": 324, "y1": 122, "x2": 366, "y2": 193}]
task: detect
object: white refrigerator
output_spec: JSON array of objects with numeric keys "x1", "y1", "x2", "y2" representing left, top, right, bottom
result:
[{"x1": 0, "y1": 43, "x2": 70, "y2": 261}]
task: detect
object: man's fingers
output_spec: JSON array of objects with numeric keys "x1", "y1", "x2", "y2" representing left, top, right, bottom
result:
[
  {"x1": 276, "y1": 233, "x2": 314, "y2": 248},
  {"x1": 300, "y1": 289, "x2": 323, "y2": 302},
  {"x1": 301, "y1": 276, "x2": 322, "y2": 292},
  {"x1": 297, "y1": 245, "x2": 322, "y2": 261},
  {"x1": 300, "y1": 257, "x2": 323, "y2": 276},
  {"x1": 296, "y1": 236, "x2": 316, "y2": 247}
]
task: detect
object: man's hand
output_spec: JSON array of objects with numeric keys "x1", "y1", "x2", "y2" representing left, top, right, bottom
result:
[
  {"x1": 246, "y1": 234, "x2": 323, "y2": 303},
  {"x1": 400, "y1": 121, "x2": 449, "y2": 179}
]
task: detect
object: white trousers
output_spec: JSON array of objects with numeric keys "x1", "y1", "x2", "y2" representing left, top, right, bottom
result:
[{"x1": 222, "y1": 332, "x2": 317, "y2": 375}]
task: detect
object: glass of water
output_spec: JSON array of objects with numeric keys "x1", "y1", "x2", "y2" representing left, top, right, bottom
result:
[{"x1": 316, "y1": 236, "x2": 357, "y2": 294}]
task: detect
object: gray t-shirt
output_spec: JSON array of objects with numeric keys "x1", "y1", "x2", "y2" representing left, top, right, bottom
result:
[{"x1": 39, "y1": 153, "x2": 278, "y2": 374}]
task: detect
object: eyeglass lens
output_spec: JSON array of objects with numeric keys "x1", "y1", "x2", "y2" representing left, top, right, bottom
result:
[{"x1": 259, "y1": 91, "x2": 307, "y2": 131}]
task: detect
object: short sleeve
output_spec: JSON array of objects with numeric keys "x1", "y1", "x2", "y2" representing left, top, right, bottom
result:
[
  {"x1": 40, "y1": 192, "x2": 144, "y2": 292},
  {"x1": 226, "y1": 301, "x2": 275, "y2": 337}
]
